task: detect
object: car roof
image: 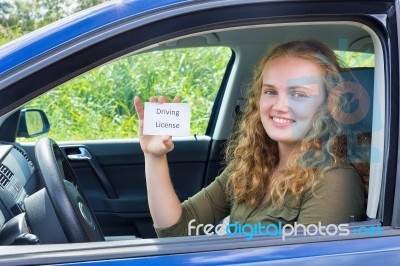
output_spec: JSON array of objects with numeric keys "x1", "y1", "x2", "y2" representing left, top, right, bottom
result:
[
  {"x1": 0, "y1": 0, "x2": 377, "y2": 78},
  {"x1": 0, "y1": 0, "x2": 189, "y2": 76}
]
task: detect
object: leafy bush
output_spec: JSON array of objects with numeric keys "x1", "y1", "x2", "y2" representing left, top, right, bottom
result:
[{"x1": 22, "y1": 47, "x2": 232, "y2": 141}]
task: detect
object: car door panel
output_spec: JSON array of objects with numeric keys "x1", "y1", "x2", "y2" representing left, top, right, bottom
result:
[
  {"x1": 19, "y1": 136, "x2": 218, "y2": 238},
  {"x1": 49, "y1": 137, "x2": 212, "y2": 238}
]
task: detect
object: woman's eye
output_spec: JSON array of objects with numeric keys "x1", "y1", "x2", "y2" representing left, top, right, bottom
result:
[
  {"x1": 291, "y1": 92, "x2": 307, "y2": 98},
  {"x1": 263, "y1": 89, "x2": 276, "y2": 95}
]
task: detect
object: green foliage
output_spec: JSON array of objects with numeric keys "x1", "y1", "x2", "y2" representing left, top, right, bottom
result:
[
  {"x1": 0, "y1": 0, "x2": 108, "y2": 45},
  {"x1": 1, "y1": 0, "x2": 232, "y2": 142},
  {"x1": 335, "y1": 50, "x2": 375, "y2": 68},
  {"x1": 21, "y1": 47, "x2": 232, "y2": 141}
]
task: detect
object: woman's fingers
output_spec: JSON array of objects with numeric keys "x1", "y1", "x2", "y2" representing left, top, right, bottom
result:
[
  {"x1": 139, "y1": 95, "x2": 179, "y2": 105},
  {"x1": 134, "y1": 96, "x2": 145, "y2": 136},
  {"x1": 162, "y1": 135, "x2": 174, "y2": 152},
  {"x1": 134, "y1": 96, "x2": 144, "y2": 120},
  {"x1": 134, "y1": 95, "x2": 181, "y2": 138},
  {"x1": 134, "y1": 95, "x2": 180, "y2": 155},
  {"x1": 134, "y1": 95, "x2": 171, "y2": 123},
  {"x1": 173, "y1": 96, "x2": 180, "y2": 103}
]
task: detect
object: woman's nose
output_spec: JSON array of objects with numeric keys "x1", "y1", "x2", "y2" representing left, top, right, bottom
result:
[{"x1": 272, "y1": 94, "x2": 289, "y2": 112}]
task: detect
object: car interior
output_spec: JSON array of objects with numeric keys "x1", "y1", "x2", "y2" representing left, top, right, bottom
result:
[{"x1": 0, "y1": 21, "x2": 385, "y2": 244}]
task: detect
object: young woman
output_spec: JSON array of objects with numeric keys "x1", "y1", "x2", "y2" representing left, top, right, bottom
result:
[{"x1": 134, "y1": 40, "x2": 367, "y2": 237}]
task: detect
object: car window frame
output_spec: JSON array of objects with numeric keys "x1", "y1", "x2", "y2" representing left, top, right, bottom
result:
[
  {"x1": 0, "y1": 3, "x2": 391, "y2": 224},
  {"x1": 2, "y1": 1, "x2": 393, "y2": 228}
]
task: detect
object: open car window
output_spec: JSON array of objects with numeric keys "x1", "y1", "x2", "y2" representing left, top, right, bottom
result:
[
  {"x1": 11, "y1": 23, "x2": 385, "y2": 235},
  {"x1": 16, "y1": 22, "x2": 384, "y2": 231},
  {"x1": 17, "y1": 47, "x2": 232, "y2": 141}
]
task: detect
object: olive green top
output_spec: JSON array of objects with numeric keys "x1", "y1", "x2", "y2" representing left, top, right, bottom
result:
[{"x1": 155, "y1": 165, "x2": 365, "y2": 237}]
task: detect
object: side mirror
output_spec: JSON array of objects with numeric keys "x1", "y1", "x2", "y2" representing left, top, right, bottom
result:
[{"x1": 17, "y1": 109, "x2": 50, "y2": 138}]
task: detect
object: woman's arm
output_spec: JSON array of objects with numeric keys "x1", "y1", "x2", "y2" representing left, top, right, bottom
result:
[
  {"x1": 134, "y1": 96, "x2": 182, "y2": 229},
  {"x1": 155, "y1": 169, "x2": 231, "y2": 237},
  {"x1": 134, "y1": 96, "x2": 231, "y2": 236}
]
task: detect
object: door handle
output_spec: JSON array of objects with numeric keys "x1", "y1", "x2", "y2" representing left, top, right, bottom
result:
[
  {"x1": 65, "y1": 146, "x2": 118, "y2": 199},
  {"x1": 67, "y1": 147, "x2": 92, "y2": 161}
]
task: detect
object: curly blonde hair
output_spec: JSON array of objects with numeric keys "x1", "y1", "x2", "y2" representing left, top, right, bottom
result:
[{"x1": 225, "y1": 40, "x2": 370, "y2": 208}]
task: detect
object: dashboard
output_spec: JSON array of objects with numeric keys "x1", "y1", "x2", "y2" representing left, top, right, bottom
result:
[{"x1": 0, "y1": 144, "x2": 40, "y2": 244}]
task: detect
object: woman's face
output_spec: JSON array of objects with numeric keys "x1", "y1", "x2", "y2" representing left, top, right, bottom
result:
[{"x1": 259, "y1": 56, "x2": 325, "y2": 146}]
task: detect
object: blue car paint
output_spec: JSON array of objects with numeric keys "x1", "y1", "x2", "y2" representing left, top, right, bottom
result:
[
  {"x1": 0, "y1": 0, "x2": 187, "y2": 76},
  {"x1": 0, "y1": 0, "x2": 399, "y2": 264},
  {"x1": 60, "y1": 236, "x2": 400, "y2": 265}
]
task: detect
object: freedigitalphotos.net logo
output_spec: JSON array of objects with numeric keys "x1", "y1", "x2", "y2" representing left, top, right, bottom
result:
[
  {"x1": 188, "y1": 219, "x2": 383, "y2": 240},
  {"x1": 351, "y1": 225, "x2": 384, "y2": 236}
]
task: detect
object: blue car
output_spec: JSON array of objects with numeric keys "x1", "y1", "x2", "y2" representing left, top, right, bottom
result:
[{"x1": 0, "y1": 0, "x2": 399, "y2": 265}]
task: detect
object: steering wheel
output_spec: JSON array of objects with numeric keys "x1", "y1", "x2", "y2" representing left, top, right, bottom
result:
[{"x1": 34, "y1": 138, "x2": 104, "y2": 242}]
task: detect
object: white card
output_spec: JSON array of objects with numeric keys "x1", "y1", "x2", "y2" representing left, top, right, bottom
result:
[{"x1": 143, "y1": 102, "x2": 191, "y2": 136}]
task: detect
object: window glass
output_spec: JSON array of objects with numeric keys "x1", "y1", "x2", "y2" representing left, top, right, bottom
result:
[
  {"x1": 335, "y1": 50, "x2": 374, "y2": 67},
  {"x1": 18, "y1": 47, "x2": 232, "y2": 141}
]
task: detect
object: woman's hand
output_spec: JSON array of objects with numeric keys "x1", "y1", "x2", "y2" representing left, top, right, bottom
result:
[
  {"x1": 134, "y1": 96, "x2": 183, "y2": 229},
  {"x1": 134, "y1": 95, "x2": 180, "y2": 157}
]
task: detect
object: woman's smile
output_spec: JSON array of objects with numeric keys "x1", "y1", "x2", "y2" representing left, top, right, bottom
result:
[
  {"x1": 270, "y1": 116, "x2": 296, "y2": 126},
  {"x1": 259, "y1": 55, "x2": 325, "y2": 145}
]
